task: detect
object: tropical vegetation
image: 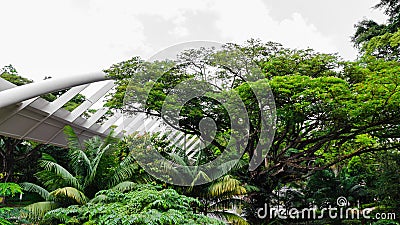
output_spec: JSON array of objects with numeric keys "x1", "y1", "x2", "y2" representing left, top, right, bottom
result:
[{"x1": 1, "y1": 0, "x2": 400, "y2": 224}]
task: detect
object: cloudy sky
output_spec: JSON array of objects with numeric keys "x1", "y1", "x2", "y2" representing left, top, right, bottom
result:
[{"x1": 0, "y1": 0, "x2": 388, "y2": 81}]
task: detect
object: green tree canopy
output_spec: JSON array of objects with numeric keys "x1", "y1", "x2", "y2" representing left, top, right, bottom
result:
[
  {"x1": 105, "y1": 40, "x2": 400, "y2": 185},
  {"x1": 352, "y1": 0, "x2": 400, "y2": 59}
]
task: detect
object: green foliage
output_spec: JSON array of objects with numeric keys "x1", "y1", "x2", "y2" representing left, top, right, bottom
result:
[
  {"x1": 205, "y1": 175, "x2": 249, "y2": 225},
  {"x1": 0, "y1": 65, "x2": 32, "y2": 86},
  {"x1": 164, "y1": 153, "x2": 249, "y2": 224},
  {"x1": 0, "y1": 65, "x2": 88, "y2": 185},
  {"x1": 352, "y1": 0, "x2": 400, "y2": 57},
  {"x1": 0, "y1": 137, "x2": 44, "y2": 183},
  {"x1": 0, "y1": 183, "x2": 23, "y2": 198},
  {"x1": 61, "y1": 93, "x2": 86, "y2": 112},
  {"x1": 305, "y1": 169, "x2": 367, "y2": 207},
  {"x1": 24, "y1": 202, "x2": 59, "y2": 222},
  {"x1": 208, "y1": 175, "x2": 246, "y2": 198},
  {"x1": 103, "y1": 56, "x2": 143, "y2": 109},
  {"x1": 374, "y1": 151, "x2": 400, "y2": 209},
  {"x1": 20, "y1": 182, "x2": 50, "y2": 200},
  {"x1": 41, "y1": 90, "x2": 86, "y2": 112},
  {"x1": 21, "y1": 126, "x2": 142, "y2": 220},
  {"x1": 353, "y1": 20, "x2": 389, "y2": 50},
  {"x1": 0, "y1": 207, "x2": 30, "y2": 225},
  {"x1": 43, "y1": 184, "x2": 224, "y2": 225},
  {"x1": 374, "y1": 0, "x2": 400, "y2": 23},
  {"x1": 32, "y1": 126, "x2": 121, "y2": 195},
  {"x1": 1, "y1": 25, "x2": 399, "y2": 224},
  {"x1": 105, "y1": 40, "x2": 400, "y2": 225},
  {"x1": 50, "y1": 187, "x2": 88, "y2": 205},
  {"x1": 363, "y1": 29, "x2": 400, "y2": 60},
  {"x1": 372, "y1": 220, "x2": 399, "y2": 225},
  {"x1": 261, "y1": 48, "x2": 339, "y2": 78}
]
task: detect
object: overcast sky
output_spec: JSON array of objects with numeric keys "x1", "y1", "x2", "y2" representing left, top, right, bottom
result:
[{"x1": 0, "y1": 0, "x2": 388, "y2": 81}]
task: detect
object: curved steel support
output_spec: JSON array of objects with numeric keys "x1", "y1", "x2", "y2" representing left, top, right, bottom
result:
[{"x1": 0, "y1": 72, "x2": 108, "y2": 108}]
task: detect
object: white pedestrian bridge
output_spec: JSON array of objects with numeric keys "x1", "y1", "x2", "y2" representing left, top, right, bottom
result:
[{"x1": 0, "y1": 73, "x2": 200, "y2": 156}]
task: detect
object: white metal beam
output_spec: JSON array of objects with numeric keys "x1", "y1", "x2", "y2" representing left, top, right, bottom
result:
[{"x1": 0, "y1": 72, "x2": 107, "y2": 108}]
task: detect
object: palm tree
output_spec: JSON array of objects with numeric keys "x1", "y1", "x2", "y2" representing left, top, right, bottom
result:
[
  {"x1": 204, "y1": 175, "x2": 249, "y2": 225},
  {"x1": 20, "y1": 126, "x2": 139, "y2": 220},
  {"x1": 165, "y1": 152, "x2": 250, "y2": 225}
]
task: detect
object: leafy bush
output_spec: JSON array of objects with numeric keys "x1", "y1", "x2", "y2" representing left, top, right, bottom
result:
[
  {"x1": 43, "y1": 184, "x2": 224, "y2": 225},
  {"x1": 0, "y1": 207, "x2": 30, "y2": 225},
  {"x1": 0, "y1": 183, "x2": 23, "y2": 198}
]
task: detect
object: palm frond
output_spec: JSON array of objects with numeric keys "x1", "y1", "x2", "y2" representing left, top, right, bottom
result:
[
  {"x1": 244, "y1": 184, "x2": 260, "y2": 193},
  {"x1": 210, "y1": 211, "x2": 250, "y2": 225},
  {"x1": 168, "y1": 152, "x2": 188, "y2": 166},
  {"x1": 83, "y1": 144, "x2": 110, "y2": 187},
  {"x1": 40, "y1": 153, "x2": 57, "y2": 163},
  {"x1": 190, "y1": 170, "x2": 211, "y2": 188},
  {"x1": 83, "y1": 136, "x2": 104, "y2": 154},
  {"x1": 216, "y1": 160, "x2": 240, "y2": 177},
  {"x1": 35, "y1": 170, "x2": 70, "y2": 191},
  {"x1": 107, "y1": 155, "x2": 138, "y2": 187},
  {"x1": 0, "y1": 217, "x2": 12, "y2": 225},
  {"x1": 208, "y1": 175, "x2": 246, "y2": 199},
  {"x1": 158, "y1": 157, "x2": 182, "y2": 177},
  {"x1": 63, "y1": 125, "x2": 82, "y2": 151},
  {"x1": 68, "y1": 148, "x2": 91, "y2": 180},
  {"x1": 208, "y1": 198, "x2": 246, "y2": 211},
  {"x1": 50, "y1": 187, "x2": 88, "y2": 205},
  {"x1": 102, "y1": 129, "x2": 118, "y2": 147},
  {"x1": 20, "y1": 182, "x2": 51, "y2": 200},
  {"x1": 112, "y1": 181, "x2": 137, "y2": 192},
  {"x1": 39, "y1": 160, "x2": 82, "y2": 190},
  {"x1": 89, "y1": 194, "x2": 108, "y2": 204},
  {"x1": 24, "y1": 201, "x2": 58, "y2": 221}
]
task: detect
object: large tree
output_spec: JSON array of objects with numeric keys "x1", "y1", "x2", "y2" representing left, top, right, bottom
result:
[
  {"x1": 104, "y1": 40, "x2": 400, "y2": 223},
  {"x1": 105, "y1": 41, "x2": 400, "y2": 178}
]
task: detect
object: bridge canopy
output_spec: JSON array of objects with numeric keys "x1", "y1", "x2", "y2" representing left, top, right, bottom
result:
[{"x1": 0, "y1": 73, "x2": 200, "y2": 154}]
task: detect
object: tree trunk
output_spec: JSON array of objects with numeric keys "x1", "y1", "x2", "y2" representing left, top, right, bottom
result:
[
  {"x1": 0, "y1": 136, "x2": 42, "y2": 182},
  {"x1": 2, "y1": 137, "x2": 19, "y2": 182}
]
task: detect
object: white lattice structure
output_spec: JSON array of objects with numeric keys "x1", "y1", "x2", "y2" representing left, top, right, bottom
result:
[{"x1": 0, "y1": 73, "x2": 200, "y2": 153}]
